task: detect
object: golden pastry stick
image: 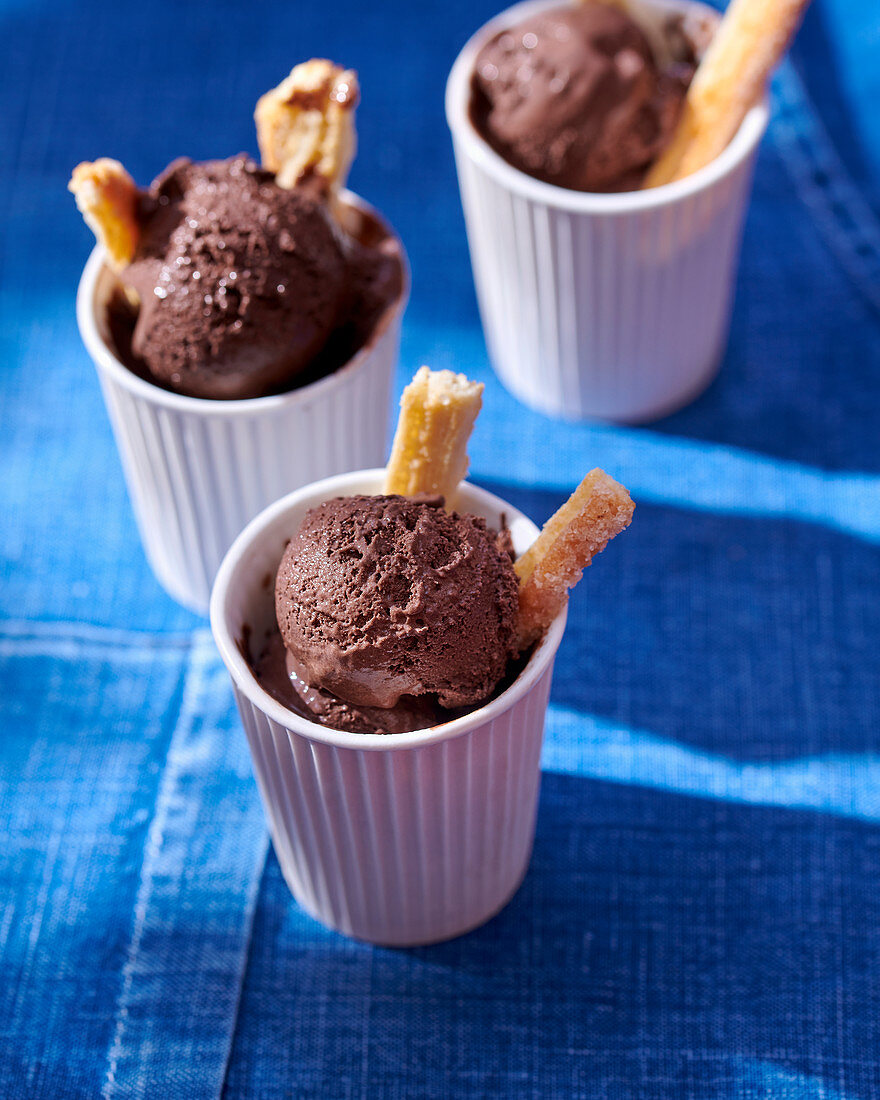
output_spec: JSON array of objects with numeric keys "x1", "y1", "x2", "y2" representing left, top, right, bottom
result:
[
  {"x1": 68, "y1": 158, "x2": 139, "y2": 271},
  {"x1": 255, "y1": 59, "x2": 359, "y2": 192},
  {"x1": 515, "y1": 469, "x2": 634, "y2": 648},
  {"x1": 384, "y1": 367, "x2": 484, "y2": 506},
  {"x1": 644, "y1": 0, "x2": 810, "y2": 187}
]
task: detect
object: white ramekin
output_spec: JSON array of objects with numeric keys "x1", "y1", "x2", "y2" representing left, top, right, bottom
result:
[
  {"x1": 446, "y1": 0, "x2": 769, "y2": 423},
  {"x1": 76, "y1": 193, "x2": 408, "y2": 614},
  {"x1": 210, "y1": 469, "x2": 567, "y2": 945}
]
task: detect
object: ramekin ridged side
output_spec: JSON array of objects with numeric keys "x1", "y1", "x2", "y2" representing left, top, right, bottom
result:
[{"x1": 210, "y1": 471, "x2": 567, "y2": 945}]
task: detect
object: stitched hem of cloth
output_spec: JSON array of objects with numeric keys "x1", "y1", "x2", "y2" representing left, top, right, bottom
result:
[
  {"x1": 101, "y1": 630, "x2": 268, "y2": 1100},
  {"x1": 773, "y1": 60, "x2": 880, "y2": 316}
]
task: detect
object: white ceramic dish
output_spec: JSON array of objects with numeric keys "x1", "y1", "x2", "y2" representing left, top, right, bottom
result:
[
  {"x1": 210, "y1": 469, "x2": 567, "y2": 945},
  {"x1": 446, "y1": 0, "x2": 769, "y2": 422}
]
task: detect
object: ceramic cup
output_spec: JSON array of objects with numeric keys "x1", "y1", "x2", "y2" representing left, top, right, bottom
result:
[
  {"x1": 210, "y1": 469, "x2": 567, "y2": 945},
  {"x1": 76, "y1": 193, "x2": 408, "y2": 613},
  {"x1": 446, "y1": 0, "x2": 769, "y2": 422}
]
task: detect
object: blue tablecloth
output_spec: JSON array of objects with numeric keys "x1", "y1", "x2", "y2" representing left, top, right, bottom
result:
[{"x1": 2, "y1": 0, "x2": 879, "y2": 1096}]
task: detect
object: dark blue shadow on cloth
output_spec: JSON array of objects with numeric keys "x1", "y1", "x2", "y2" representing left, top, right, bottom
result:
[
  {"x1": 474, "y1": 478, "x2": 880, "y2": 764},
  {"x1": 226, "y1": 774, "x2": 880, "y2": 1099}
]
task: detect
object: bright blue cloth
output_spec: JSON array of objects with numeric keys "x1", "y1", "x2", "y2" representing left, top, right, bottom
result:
[{"x1": 2, "y1": 0, "x2": 879, "y2": 1096}]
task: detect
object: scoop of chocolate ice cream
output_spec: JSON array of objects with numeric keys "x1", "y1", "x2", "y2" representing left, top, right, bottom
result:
[
  {"x1": 275, "y1": 494, "x2": 520, "y2": 710},
  {"x1": 122, "y1": 155, "x2": 348, "y2": 399},
  {"x1": 469, "y1": 2, "x2": 693, "y2": 192}
]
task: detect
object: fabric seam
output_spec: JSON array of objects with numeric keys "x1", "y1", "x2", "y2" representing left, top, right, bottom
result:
[{"x1": 772, "y1": 60, "x2": 880, "y2": 315}]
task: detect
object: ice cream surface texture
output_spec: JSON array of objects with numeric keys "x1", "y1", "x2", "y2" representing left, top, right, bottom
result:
[
  {"x1": 469, "y1": 1, "x2": 695, "y2": 191},
  {"x1": 275, "y1": 494, "x2": 520, "y2": 711},
  {"x1": 103, "y1": 155, "x2": 402, "y2": 400},
  {"x1": 120, "y1": 155, "x2": 347, "y2": 400}
]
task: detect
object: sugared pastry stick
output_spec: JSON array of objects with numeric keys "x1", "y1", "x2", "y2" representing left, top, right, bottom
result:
[
  {"x1": 644, "y1": 0, "x2": 810, "y2": 187},
  {"x1": 68, "y1": 159, "x2": 139, "y2": 271},
  {"x1": 515, "y1": 469, "x2": 634, "y2": 648},
  {"x1": 255, "y1": 59, "x2": 359, "y2": 192},
  {"x1": 384, "y1": 367, "x2": 484, "y2": 507}
]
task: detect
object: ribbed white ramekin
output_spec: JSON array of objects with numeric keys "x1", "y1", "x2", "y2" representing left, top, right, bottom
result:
[
  {"x1": 210, "y1": 469, "x2": 567, "y2": 945},
  {"x1": 446, "y1": 0, "x2": 769, "y2": 423},
  {"x1": 76, "y1": 194, "x2": 408, "y2": 614}
]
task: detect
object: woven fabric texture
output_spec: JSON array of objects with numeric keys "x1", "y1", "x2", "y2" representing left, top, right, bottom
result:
[{"x1": 1, "y1": 0, "x2": 879, "y2": 1095}]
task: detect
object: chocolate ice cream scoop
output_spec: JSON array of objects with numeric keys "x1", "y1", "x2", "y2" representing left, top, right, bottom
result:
[
  {"x1": 469, "y1": 2, "x2": 694, "y2": 192},
  {"x1": 120, "y1": 155, "x2": 347, "y2": 400},
  {"x1": 275, "y1": 494, "x2": 520, "y2": 710}
]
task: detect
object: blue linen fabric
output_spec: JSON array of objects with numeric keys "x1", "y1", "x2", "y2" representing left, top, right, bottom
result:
[{"x1": 1, "y1": 0, "x2": 879, "y2": 1095}]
